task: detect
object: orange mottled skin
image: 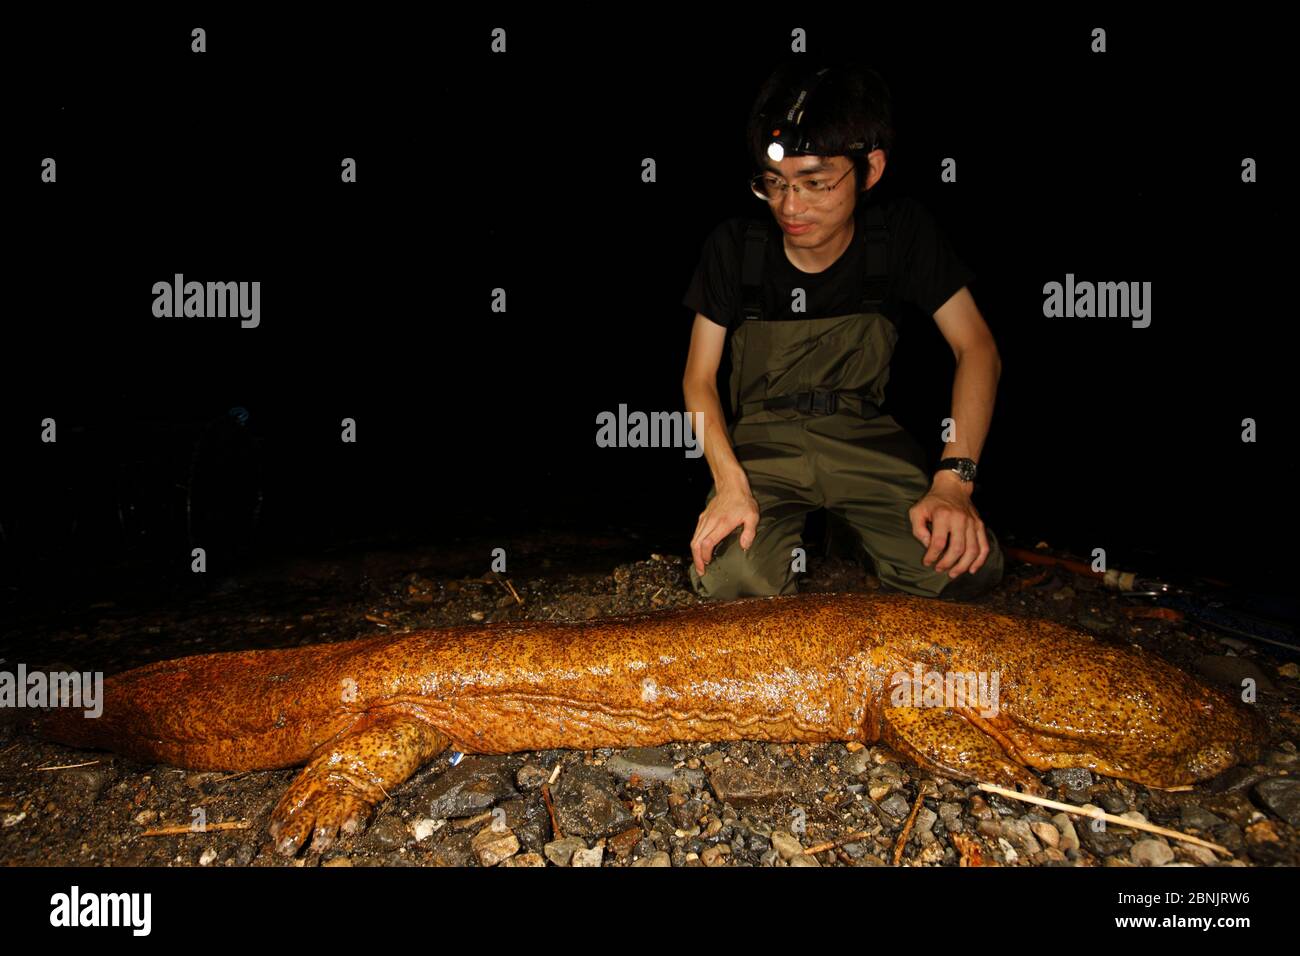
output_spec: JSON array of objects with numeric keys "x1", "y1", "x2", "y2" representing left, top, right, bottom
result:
[{"x1": 36, "y1": 592, "x2": 1267, "y2": 856}]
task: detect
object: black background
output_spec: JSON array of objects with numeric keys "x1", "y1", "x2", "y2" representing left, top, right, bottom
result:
[{"x1": 3, "y1": 10, "x2": 1289, "y2": 597}]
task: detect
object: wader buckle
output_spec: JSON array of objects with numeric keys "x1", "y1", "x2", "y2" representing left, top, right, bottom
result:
[{"x1": 796, "y1": 389, "x2": 838, "y2": 415}]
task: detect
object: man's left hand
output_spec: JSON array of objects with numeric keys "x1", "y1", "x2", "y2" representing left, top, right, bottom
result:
[{"x1": 908, "y1": 473, "x2": 989, "y2": 577}]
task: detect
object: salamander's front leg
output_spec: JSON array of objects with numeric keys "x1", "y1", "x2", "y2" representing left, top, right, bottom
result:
[
  {"x1": 881, "y1": 705, "x2": 1047, "y2": 796},
  {"x1": 269, "y1": 709, "x2": 451, "y2": 857}
]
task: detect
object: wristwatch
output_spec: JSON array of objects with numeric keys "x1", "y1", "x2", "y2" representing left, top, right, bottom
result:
[{"x1": 936, "y1": 457, "x2": 978, "y2": 483}]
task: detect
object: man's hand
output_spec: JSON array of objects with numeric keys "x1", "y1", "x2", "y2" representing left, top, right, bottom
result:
[
  {"x1": 691, "y1": 482, "x2": 760, "y2": 576},
  {"x1": 908, "y1": 472, "x2": 989, "y2": 577}
]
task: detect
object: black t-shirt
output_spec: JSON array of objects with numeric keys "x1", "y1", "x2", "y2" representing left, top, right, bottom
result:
[{"x1": 681, "y1": 195, "x2": 975, "y2": 330}]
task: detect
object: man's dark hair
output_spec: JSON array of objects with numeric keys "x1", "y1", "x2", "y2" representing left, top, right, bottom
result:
[{"x1": 746, "y1": 59, "x2": 896, "y2": 195}]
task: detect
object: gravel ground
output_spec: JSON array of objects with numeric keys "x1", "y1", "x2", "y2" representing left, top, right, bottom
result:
[{"x1": 1, "y1": 531, "x2": 1297, "y2": 867}]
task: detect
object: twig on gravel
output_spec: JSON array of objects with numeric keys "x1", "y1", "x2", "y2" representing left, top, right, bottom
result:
[
  {"x1": 36, "y1": 760, "x2": 101, "y2": 772},
  {"x1": 141, "y1": 821, "x2": 253, "y2": 837},
  {"x1": 541, "y1": 782, "x2": 562, "y2": 840},
  {"x1": 892, "y1": 789, "x2": 926, "y2": 864},
  {"x1": 803, "y1": 828, "x2": 873, "y2": 856},
  {"x1": 977, "y1": 782, "x2": 1228, "y2": 854}
]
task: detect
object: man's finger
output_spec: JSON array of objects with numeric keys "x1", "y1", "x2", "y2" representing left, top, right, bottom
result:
[
  {"x1": 948, "y1": 524, "x2": 978, "y2": 577},
  {"x1": 970, "y1": 522, "x2": 989, "y2": 575},
  {"x1": 923, "y1": 515, "x2": 951, "y2": 567},
  {"x1": 691, "y1": 528, "x2": 714, "y2": 575},
  {"x1": 740, "y1": 510, "x2": 759, "y2": 551},
  {"x1": 909, "y1": 506, "x2": 932, "y2": 547},
  {"x1": 934, "y1": 515, "x2": 965, "y2": 572}
]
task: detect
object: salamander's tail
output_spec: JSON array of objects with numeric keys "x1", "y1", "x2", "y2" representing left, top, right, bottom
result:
[{"x1": 33, "y1": 643, "x2": 363, "y2": 771}]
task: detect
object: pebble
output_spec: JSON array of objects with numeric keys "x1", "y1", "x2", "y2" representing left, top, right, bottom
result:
[
  {"x1": 1029, "y1": 821, "x2": 1060, "y2": 848},
  {"x1": 842, "y1": 750, "x2": 871, "y2": 776},
  {"x1": 1051, "y1": 813, "x2": 1080, "y2": 852},
  {"x1": 543, "y1": 836, "x2": 586, "y2": 867},
  {"x1": 410, "y1": 818, "x2": 443, "y2": 842},
  {"x1": 1001, "y1": 818, "x2": 1042, "y2": 854},
  {"x1": 571, "y1": 843, "x2": 605, "y2": 867},
  {"x1": 770, "y1": 830, "x2": 804, "y2": 861},
  {"x1": 1174, "y1": 842, "x2": 1219, "y2": 866},
  {"x1": 1253, "y1": 778, "x2": 1300, "y2": 828},
  {"x1": 471, "y1": 826, "x2": 520, "y2": 866},
  {"x1": 1130, "y1": 839, "x2": 1174, "y2": 866},
  {"x1": 632, "y1": 851, "x2": 672, "y2": 867},
  {"x1": 515, "y1": 765, "x2": 551, "y2": 791},
  {"x1": 1179, "y1": 805, "x2": 1225, "y2": 831},
  {"x1": 701, "y1": 845, "x2": 728, "y2": 866},
  {"x1": 879, "y1": 793, "x2": 911, "y2": 819},
  {"x1": 789, "y1": 853, "x2": 820, "y2": 867}
]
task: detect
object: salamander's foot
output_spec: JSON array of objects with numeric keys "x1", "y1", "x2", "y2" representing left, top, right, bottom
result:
[
  {"x1": 882, "y1": 704, "x2": 1048, "y2": 797},
  {"x1": 270, "y1": 777, "x2": 376, "y2": 856},
  {"x1": 267, "y1": 710, "x2": 451, "y2": 857}
]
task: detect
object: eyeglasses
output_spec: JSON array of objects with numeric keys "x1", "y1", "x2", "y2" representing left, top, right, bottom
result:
[{"x1": 750, "y1": 165, "x2": 855, "y2": 204}]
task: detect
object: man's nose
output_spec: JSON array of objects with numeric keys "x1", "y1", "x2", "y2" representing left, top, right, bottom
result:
[{"x1": 780, "y1": 187, "x2": 808, "y2": 215}]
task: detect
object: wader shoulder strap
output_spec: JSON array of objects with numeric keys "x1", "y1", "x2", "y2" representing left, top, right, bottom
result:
[
  {"x1": 858, "y1": 201, "x2": 889, "y2": 314},
  {"x1": 738, "y1": 201, "x2": 891, "y2": 324},
  {"x1": 740, "y1": 220, "x2": 768, "y2": 323}
]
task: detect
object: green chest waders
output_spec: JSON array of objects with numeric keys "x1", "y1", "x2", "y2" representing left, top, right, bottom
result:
[{"x1": 688, "y1": 202, "x2": 1004, "y2": 601}]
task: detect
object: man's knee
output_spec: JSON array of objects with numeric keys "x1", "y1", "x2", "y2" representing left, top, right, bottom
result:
[
  {"x1": 688, "y1": 530, "x2": 797, "y2": 602},
  {"x1": 876, "y1": 528, "x2": 1005, "y2": 602}
]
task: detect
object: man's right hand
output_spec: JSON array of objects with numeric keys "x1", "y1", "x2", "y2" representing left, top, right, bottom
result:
[{"x1": 691, "y1": 483, "x2": 760, "y2": 577}]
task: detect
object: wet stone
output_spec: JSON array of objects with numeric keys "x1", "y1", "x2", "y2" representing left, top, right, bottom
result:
[
  {"x1": 1253, "y1": 778, "x2": 1300, "y2": 829},
  {"x1": 516, "y1": 764, "x2": 551, "y2": 791},
  {"x1": 551, "y1": 764, "x2": 635, "y2": 839},
  {"x1": 1212, "y1": 823, "x2": 1244, "y2": 853},
  {"x1": 471, "y1": 827, "x2": 520, "y2": 866},
  {"x1": 1079, "y1": 821, "x2": 1131, "y2": 857},
  {"x1": 707, "y1": 764, "x2": 796, "y2": 806},
  {"x1": 878, "y1": 793, "x2": 912, "y2": 820},
  {"x1": 606, "y1": 747, "x2": 678, "y2": 784},
  {"x1": 1206, "y1": 765, "x2": 1270, "y2": 794},
  {"x1": 572, "y1": 843, "x2": 604, "y2": 867},
  {"x1": 426, "y1": 760, "x2": 518, "y2": 819},
  {"x1": 544, "y1": 836, "x2": 587, "y2": 867},
  {"x1": 770, "y1": 830, "x2": 804, "y2": 861},
  {"x1": 1130, "y1": 839, "x2": 1174, "y2": 866},
  {"x1": 1001, "y1": 818, "x2": 1042, "y2": 854},
  {"x1": 1097, "y1": 791, "x2": 1129, "y2": 815},
  {"x1": 1179, "y1": 804, "x2": 1226, "y2": 831}
]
